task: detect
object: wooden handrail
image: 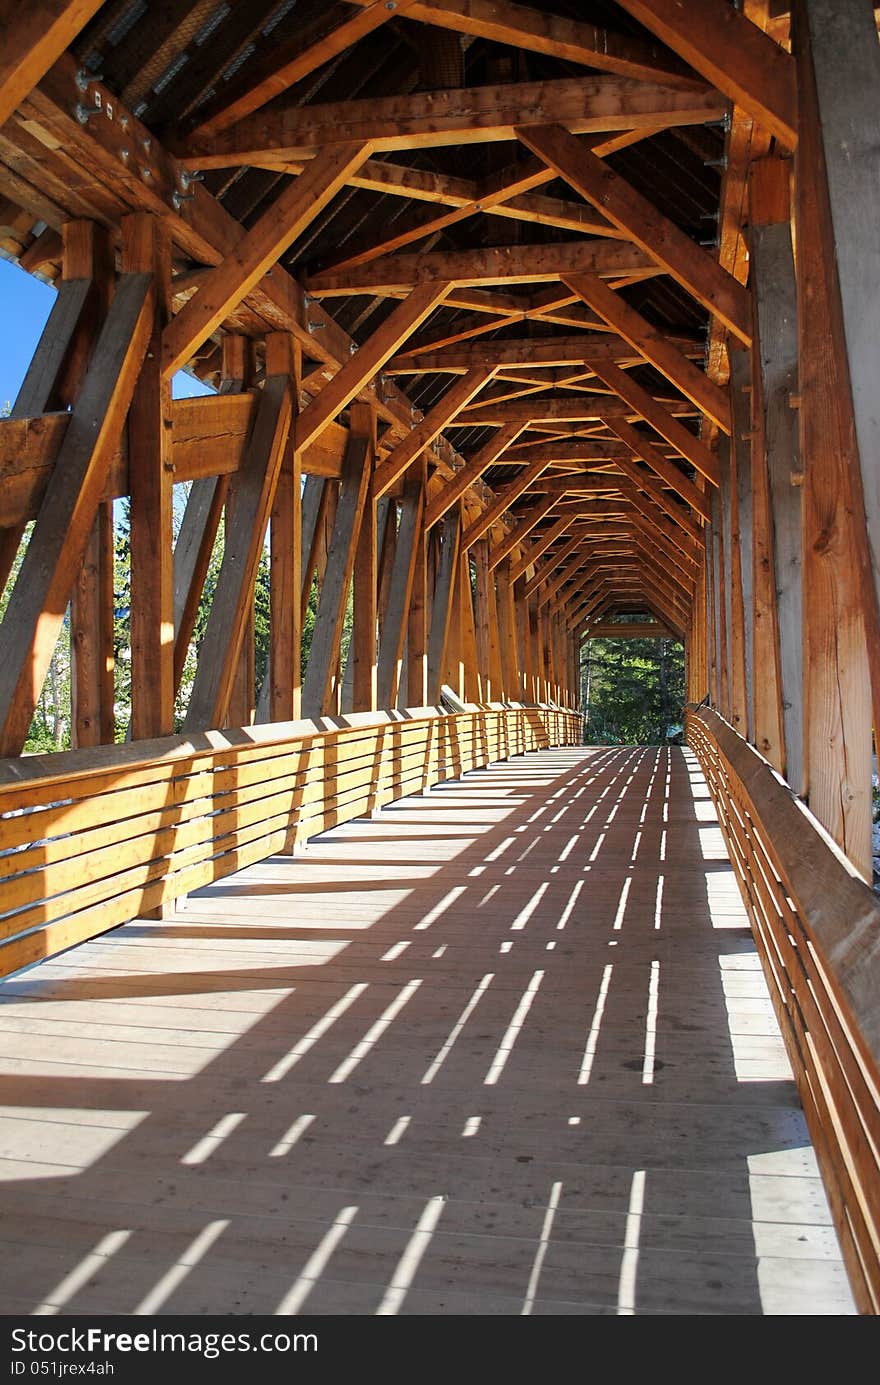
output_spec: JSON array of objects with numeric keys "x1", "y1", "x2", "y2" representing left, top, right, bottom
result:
[
  {"x1": 0, "y1": 706, "x2": 580, "y2": 981},
  {"x1": 687, "y1": 704, "x2": 880, "y2": 1315}
]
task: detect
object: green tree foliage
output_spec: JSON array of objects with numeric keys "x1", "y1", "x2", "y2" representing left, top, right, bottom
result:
[{"x1": 582, "y1": 636, "x2": 685, "y2": 746}]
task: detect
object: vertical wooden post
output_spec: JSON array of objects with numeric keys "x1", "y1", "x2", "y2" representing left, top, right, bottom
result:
[
  {"x1": 301, "y1": 418, "x2": 372, "y2": 719},
  {"x1": 496, "y1": 559, "x2": 521, "y2": 701},
  {"x1": 406, "y1": 458, "x2": 428, "y2": 707},
  {"x1": 227, "y1": 339, "x2": 258, "y2": 728},
  {"x1": 750, "y1": 158, "x2": 803, "y2": 786},
  {"x1": 473, "y1": 539, "x2": 494, "y2": 701},
  {"x1": 377, "y1": 467, "x2": 425, "y2": 709},
  {"x1": 267, "y1": 331, "x2": 302, "y2": 723},
  {"x1": 804, "y1": 0, "x2": 880, "y2": 690},
  {"x1": 123, "y1": 214, "x2": 174, "y2": 742},
  {"x1": 351, "y1": 401, "x2": 378, "y2": 712},
  {"x1": 64, "y1": 221, "x2": 116, "y2": 748},
  {"x1": 458, "y1": 548, "x2": 481, "y2": 702},
  {"x1": 795, "y1": 10, "x2": 873, "y2": 875},
  {"x1": 720, "y1": 424, "x2": 747, "y2": 736},
  {"x1": 427, "y1": 511, "x2": 460, "y2": 702},
  {"x1": 729, "y1": 346, "x2": 754, "y2": 742}
]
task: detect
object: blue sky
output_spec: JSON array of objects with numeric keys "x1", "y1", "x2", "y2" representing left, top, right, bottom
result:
[{"x1": 0, "y1": 257, "x2": 214, "y2": 408}]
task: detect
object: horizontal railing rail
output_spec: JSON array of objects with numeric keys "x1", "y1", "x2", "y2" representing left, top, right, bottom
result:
[
  {"x1": 687, "y1": 704, "x2": 880, "y2": 1315},
  {"x1": 0, "y1": 704, "x2": 580, "y2": 980}
]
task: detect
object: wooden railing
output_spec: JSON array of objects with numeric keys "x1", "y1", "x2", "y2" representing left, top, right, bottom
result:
[
  {"x1": 687, "y1": 705, "x2": 880, "y2": 1315},
  {"x1": 0, "y1": 704, "x2": 580, "y2": 981}
]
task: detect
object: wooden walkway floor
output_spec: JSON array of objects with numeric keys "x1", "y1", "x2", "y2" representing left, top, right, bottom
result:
[{"x1": 0, "y1": 746, "x2": 855, "y2": 1315}]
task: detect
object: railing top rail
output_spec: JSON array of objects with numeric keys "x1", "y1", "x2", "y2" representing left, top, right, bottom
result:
[{"x1": 687, "y1": 703, "x2": 880, "y2": 1067}]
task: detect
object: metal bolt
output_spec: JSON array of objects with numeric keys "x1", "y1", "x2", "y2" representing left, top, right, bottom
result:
[
  {"x1": 120, "y1": 147, "x2": 130, "y2": 162},
  {"x1": 120, "y1": 114, "x2": 129, "y2": 130},
  {"x1": 307, "y1": 321, "x2": 326, "y2": 334},
  {"x1": 75, "y1": 102, "x2": 102, "y2": 124},
  {"x1": 178, "y1": 168, "x2": 205, "y2": 192},
  {"x1": 141, "y1": 167, "x2": 153, "y2": 181},
  {"x1": 75, "y1": 68, "x2": 102, "y2": 93},
  {"x1": 142, "y1": 136, "x2": 152, "y2": 153},
  {"x1": 172, "y1": 188, "x2": 196, "y2": 210}
]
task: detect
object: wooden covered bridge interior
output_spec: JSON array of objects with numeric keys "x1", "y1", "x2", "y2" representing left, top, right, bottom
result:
[{"x1": 0, "y1": 0, "x2": 878, "y2": 1316}]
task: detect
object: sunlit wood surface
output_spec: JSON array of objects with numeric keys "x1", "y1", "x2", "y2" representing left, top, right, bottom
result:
[{"x1": 0, "y1": 746, "x2": 854, "y2": 1315}]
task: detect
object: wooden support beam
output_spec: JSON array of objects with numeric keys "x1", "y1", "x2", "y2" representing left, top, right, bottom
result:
[
  {"x1": 60, "y1": 221, "x2": 116, "y2": 752},
  {"x1": 425, "y1": 423, "x2": 528, "y2": 529},
  {"x1": 563, "y1": 271, "x2": 732, "y2": 433},
  {"x1": 620, "y1": 482, "x2": 699, "y2": 570},
  {"x1": 406, "y1": 461, "x2": 429, "y2": 708},
  {"x1": 162, "y1": 143, "x2": 371, "y2": 378},
  {"x1": 804, "y1": 0, "x2": 880, "y2": 723},
  {"x1": 586, "y1": 621, "x2": 673, "y2": 640},
  {"x1": 0, "y1": 0, "x2": 105, "y2": 127},
  {"x1": 189, "y1": 2, "x2": 413, "y2": 137},
  {"x1": 460, "y1": 460, "x2": 552, "y2": 552},
  {"x1": 267, "y1": 331, "x2": 303, "y2": 724},
  {"x1": 795, "y1": 11, "x2": 873, "y2": 877},
  {"x1": 518, "y1": 124, "x2": 751, "y2": 345},
  {"x1": 387, "y1": 331, "x2": 703, "y2": 375},
  {"x1": 729, "y1": 348, "x2": 754, "y2": 743},
  {"x1": 604, "y1": 415, "x2": 712, "y2": 519},
  {"x1": 592, "y1": 361, "x2": 719, "y2": 488},
  {"x1": 612, "y1": 0, "x2": 797, "y2": 149},
  {"x1": 354, "y1": 0, "x2": 695, "y2": 85},
  {"x1": 473, "y1": 540, "x2": 503, "y2": 701},
  {"x1": 750, "y1": 161, "x2": 802, "y2": 783},
  {"x1": 373, "y1": 366, "x2": 494, "y2": 498},
  {"x1": 488, "y1": 495, "x2": 558, "y2": 573},
  {"x1": 496, "y1": 560, "x2": 521, "y2": 701},
  {"x1": 462, "y1": 394, "x2": 696, "y2": 426},
  {"x1": 0, "y1": 272, "x2": 153, "y2": 756},
  {"x1": 350, "y1": 404, "x2": 379, "y2": 714},
  {"x1": 522, "y1": 527, "x2": 589, "y2": 598},
  {"x1": 123, "y1": 214, "x2": 175, "y2": 742},
  {"x1": 296, "y1": 283, "x2": 449, "y2": 451},
  {"x1": 301, "y1": 430, "x2": 372, "y2": 719},
  {"x1": 183, "y1": 374, "x2": 293, "y2": 731},
  {"x1": 427, "y1": 512, "x2": 460, "y2": 701},
  {"x1": 172, "y1": 475, "x2": 228, "y2": 691},
  {"x1": 506, "y1": 513, "x2": 574, "y2": 583},
  {"x1": 377, "y1": 474, "x2": 426, "y2": 709},
  {"x1": 305, "y1": 239, "x2": 654, "y2": 297},
  {"x1": 186, "y1": 75, "x2": 725, "y2": 165},
  {"x1": 21, "y1": 56, "x2": 466, "y2": 490}
]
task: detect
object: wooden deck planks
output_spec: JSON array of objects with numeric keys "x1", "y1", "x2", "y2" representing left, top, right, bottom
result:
[{"x1": 0, "y1": 746, "x2": 854, "y2": 1315}]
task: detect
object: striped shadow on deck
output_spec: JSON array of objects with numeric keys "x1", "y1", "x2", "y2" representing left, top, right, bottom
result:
[{"x1": 0, "y1": 746, "x2": 855, "y2": 1315}]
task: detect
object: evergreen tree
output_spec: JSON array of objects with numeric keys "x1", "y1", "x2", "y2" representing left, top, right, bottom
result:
[{"x1": 581, "y1": 635, "x2": 685, "y2": 745}]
